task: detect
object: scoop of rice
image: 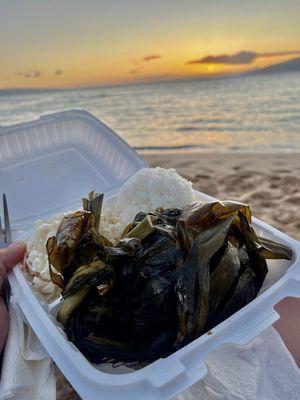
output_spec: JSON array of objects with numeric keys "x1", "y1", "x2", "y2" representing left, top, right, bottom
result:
[
  {"x1": 101, "y1": 167, "x2": 195, "y2": 241},
  {"x1": 25, "y1": 167, "x2": 195, "y2": 300},
  {"x1": 116, "y1": 167, "x2": 194, "y2": 223}
]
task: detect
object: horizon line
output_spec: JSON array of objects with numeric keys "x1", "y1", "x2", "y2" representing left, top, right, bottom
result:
[
  {"x1": 0, "y1": 72, "x2": 239, "y2": 93},
  {"x1": 1, "y1": 56, "x2": 299, "y2": 94}
]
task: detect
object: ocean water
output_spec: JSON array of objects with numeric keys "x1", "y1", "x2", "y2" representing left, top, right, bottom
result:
[{"x1": 0, "y1": 72, "x2": 299, "y2": 152}]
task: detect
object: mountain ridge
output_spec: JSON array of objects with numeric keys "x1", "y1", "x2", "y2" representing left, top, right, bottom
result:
[{"x1": 251, "y1": 57, "x2": 300, "y2": 75}]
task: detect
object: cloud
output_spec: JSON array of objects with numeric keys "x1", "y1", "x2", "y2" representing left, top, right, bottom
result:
[
  {"x1": 187, "y1": 49, "x2": 300, "y2": 65},
  {"x1": 187, "y1": 51, "x2": 257, "y2": 65},
  {"x1": 16, "y1": 70, "x2": 42, "y2": 78},
  {"x1": 15, "y1": 68, "x2": 65, "y2": 79},
  {"x1": 129, "y1": 54, "x2": 162, "y2": 71},
  {"x1": 142, "y1": 54, "x2": 162, "y2": 62},
  {"x1": 24, "y1": 70, "x2": 42, "y2": 78}
]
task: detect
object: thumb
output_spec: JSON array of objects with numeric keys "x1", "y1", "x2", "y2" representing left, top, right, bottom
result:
[{"x1": 0, "y1": 242, "x2": 26, "y2": 277}]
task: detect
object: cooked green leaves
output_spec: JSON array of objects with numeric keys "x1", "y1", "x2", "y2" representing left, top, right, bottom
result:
[{"x1": 46, "y1": 193, "x2": 292, "y2": 364}]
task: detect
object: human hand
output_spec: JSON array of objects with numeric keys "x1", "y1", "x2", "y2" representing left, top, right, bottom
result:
[{"x1": 0, "y1": 242, "x2": 26, "y2": 355}]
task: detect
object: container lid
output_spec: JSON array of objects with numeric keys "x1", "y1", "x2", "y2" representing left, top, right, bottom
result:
[{"x1": 0, "y1": 110, "x2": 148, "y2": 232}]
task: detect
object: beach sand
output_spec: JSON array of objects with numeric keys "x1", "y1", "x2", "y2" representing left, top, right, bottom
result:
[
  {"x1": 55, "y1": 152, "x2": 300, "y2": 398},
  {"x1": 145, "y1": 152, "x2": 300, "y2": 241}
]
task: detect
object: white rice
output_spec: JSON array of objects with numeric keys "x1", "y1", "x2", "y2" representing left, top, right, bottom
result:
[{"x1": 25, "y1": 167, "x2": 195, "y2": 300}]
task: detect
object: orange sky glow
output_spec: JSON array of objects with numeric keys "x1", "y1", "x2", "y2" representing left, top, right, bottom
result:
[{"x1": 0, "y1": 1, "x2": 299, "y2": 89}]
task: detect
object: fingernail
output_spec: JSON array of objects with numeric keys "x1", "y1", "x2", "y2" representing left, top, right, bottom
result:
[{"x1": 9, "y1": 241, "x2": 25, "y2": 248}]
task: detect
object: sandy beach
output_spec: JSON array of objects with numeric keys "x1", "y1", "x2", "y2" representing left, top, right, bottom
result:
[
  {"x1": 144, "y1": 152, "x2": 300, "y2": 242},
  {"x1": 56, "y1": 152, "x2": 300, "y2": 398}
]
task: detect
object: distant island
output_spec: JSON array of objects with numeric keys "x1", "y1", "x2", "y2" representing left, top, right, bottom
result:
[{"x1": 251, "y1": 56, "x2": 300, "y2": 75}]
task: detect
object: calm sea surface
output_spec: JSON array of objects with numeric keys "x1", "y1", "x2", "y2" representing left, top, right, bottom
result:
[{"x1": 1, "y1": 72, "x2": 299, "y2": 152}]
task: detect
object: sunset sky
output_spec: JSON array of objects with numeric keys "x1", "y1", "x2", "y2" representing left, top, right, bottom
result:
[{"x1": 1, "y1": 0, "x2": 299, "y2": 89}]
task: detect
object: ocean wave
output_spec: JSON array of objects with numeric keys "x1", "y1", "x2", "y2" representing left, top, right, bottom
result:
[
  {"x1": 1, "y1": 73, "x2": 300, "y2": 152},
  {"x1": 189, "y1": 118, "x2": 235, "y2": 124},
  {"x1": 176, "y1": 126, "x2": 198, "y2": 132},
  {"x1": 134, "y1": 144, "x2": 205, "y2": 151},
  {"x1": 176, "y1": 125, "x2": 269, "y2": 133}
]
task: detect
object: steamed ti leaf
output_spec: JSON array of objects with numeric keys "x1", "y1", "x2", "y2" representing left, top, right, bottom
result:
[{"x1": 46, "y1": 194, "x2": 292, "y2": 365}]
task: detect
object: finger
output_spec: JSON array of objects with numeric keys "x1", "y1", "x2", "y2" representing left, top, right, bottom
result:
[
  {"x1": 0, "y1": 242, "x2": 26, "y2": 286},
  {"x1": 0, "y1": 296, "x2": 9, "y2": 353}
]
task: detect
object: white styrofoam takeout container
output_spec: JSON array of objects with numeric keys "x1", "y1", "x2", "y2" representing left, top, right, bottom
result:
[{"x1": 1, "y1": 110, "x2": 300, "y2": 400}]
